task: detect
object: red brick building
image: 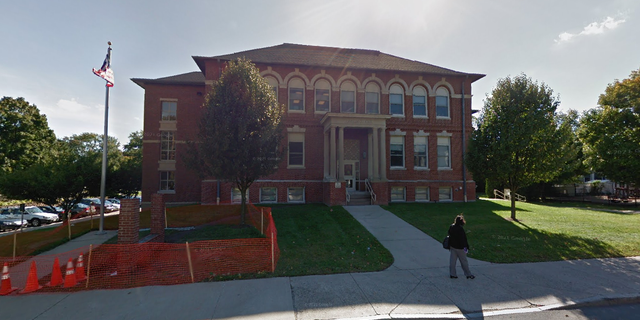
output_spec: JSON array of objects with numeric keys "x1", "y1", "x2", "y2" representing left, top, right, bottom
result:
[{"x1": 132, "y1": 44, "x2": 484, "y2": 206}]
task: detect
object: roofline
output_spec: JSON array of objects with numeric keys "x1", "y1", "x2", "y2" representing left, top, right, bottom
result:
[{"x1": 130, "y1": 77, "x2": 206, "y2": 89}]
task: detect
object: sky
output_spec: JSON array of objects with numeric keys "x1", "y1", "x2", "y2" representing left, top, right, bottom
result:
[{"x1": 1, "y1": 0, "x2": 639, "y2": 144}]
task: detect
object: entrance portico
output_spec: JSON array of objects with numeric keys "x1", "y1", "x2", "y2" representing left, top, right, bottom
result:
[{"x1": 321, "y1": 113, "x2": 391, "y2": 186}]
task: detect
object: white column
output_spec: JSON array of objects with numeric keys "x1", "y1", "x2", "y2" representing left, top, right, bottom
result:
[
  {"x1": 324, "y1": 130, "x2": 329, "y2": 179},
  {"x1": 372, "y1": 127, "x2": 379, "y2": 181},
  {"x1": 379, "y1": 128, "x2": 387, "y2": 180},
  {"x1": 367, "y1": 130, "x2": 373, "y2": 179},
  {"x1": 330, "y1": 126, "x2": 336, "y2": 180},
  {"x1": 338, "y1": 127, "x2": 345, "y2": 181}
]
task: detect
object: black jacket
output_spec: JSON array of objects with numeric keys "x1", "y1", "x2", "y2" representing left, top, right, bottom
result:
[{"x1": 448, "y1": 224, "x2": 469, "y2": 250}]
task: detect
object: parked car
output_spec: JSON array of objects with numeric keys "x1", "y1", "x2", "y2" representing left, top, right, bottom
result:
[
  {"x1": 66, "y1": 203, "x2": 91, "y2": 218},
  {"x1": 38, "y1": 205, "x2": 64, "y2": 219},
  {"x1": 0, "y1": 206, "x2": 60, "y2": 227},
  {"x1": 0, "y1": 217, "x2": 29, "y2": 232},
  {"x1": 104, "y1": 199, "x2": 120, "y2": 210},
  {"x1": 80, "y1": 198, "x2": 117, "y2": 213}
]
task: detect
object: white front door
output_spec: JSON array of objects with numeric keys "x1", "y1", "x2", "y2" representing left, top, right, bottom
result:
[{"x1": 344, "y1": 161, "x2": 359, "y2": 191}]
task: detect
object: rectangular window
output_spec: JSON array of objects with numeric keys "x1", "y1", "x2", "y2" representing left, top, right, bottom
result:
[
  {"x1": 289, "y1": 88, "x2": 304, "y2": 111},
  {"x1": 160, "y1": 131, "x2": 176, "y2": 160},
  {"x1": 315, "y1": 89, "x2": 330, "y2": 112},
  {"x1": 341, "y1": 90, "x2": 355, "y2": 113},
  {"x1": 390, "y1": 186, "x2": 405, "y2": 201},
  {"x1": 390, "y1": 136, "x2": 404, "y2": 168},
  {"x1": 439, "y1": 187, "x2": 452, "y2": 202},
  {"x1": 437, "y1": 136, "x2": 451, "y2": 169},
  {"x1": 436, "y1": 96, "x2": 449, "y2": 118},
  {"x1": 416, "y1": 187, "x2": 429, "y2": 201},
  {"x1": 260, "y1": 187, "x2": 277, "y2": 203},
  {"x1": 390, "y1": 94, "x2": 403, "y2": 115},
  {"x1": 231, "y1": 188, "x2": 247, "y2": 204},
  {"x1": 414, "y1": 136, "x2": 427, "y2": 168},
  {"x1": 287, "y1": 187, "x2": 304, "y2": 203},
  {"x1": 413, "y1": 96, "x2": 426, "y2": 117},
  {"x1": 365, "y1": 92, "x2": 379, "y2": 114},
  {"x1": 159, "y1": 171, "x2": 175, "y2": 191},
  {"x1": 288, "y1": 133, "x2": 304, "y2": 167},
  {"x1": 161, "y1": 101, "x2": 177, "y2": 121}
]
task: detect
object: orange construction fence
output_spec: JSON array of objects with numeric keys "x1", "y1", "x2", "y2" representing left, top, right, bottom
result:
[{"x1": 0, "y1": 204, "x2": 279, "y2": 295}]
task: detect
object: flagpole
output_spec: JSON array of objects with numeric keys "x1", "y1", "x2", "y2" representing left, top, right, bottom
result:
[{"x1": 98, "y1": 43, "x2": 112, "y2": 234}]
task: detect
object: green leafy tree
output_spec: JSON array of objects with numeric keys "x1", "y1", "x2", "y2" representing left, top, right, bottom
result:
[
  {"x1": 187, "y1": 59, "x2": 284, "y2": 224},
  {"x1": 578, "y1": 68, "x2": 640, "y2": 187},
  {"x1": 0, "y1": 97, "x2": 56, "y2": 172},
  {"x1": 467, "y1": 74, "x2": 568, "y2": 220},
  {"x1": 112, "y1": 131, "x2": 143, "y2": 197}
]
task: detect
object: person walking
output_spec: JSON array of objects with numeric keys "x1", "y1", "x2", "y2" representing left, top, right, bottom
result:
[{"x1": 448, "y1": 214, "x2": 475, "y2": 279}]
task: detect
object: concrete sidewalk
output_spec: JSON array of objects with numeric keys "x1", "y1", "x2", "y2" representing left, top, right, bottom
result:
[{"x1": 1, "y1": 206, "x2": 639, "y2": 320}]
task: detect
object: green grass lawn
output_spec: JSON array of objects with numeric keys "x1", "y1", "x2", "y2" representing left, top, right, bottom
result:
[{"x1": 383, "y1": 199, "x2": 640, "y2": 263}]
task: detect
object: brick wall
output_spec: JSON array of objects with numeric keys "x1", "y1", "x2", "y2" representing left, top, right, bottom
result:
[
  {"x1": 149, "y1": 194, "x2": 166, "y2": 243},
  {"x1": 118, "y1": 198, "x2": 140, "y2": 244}
]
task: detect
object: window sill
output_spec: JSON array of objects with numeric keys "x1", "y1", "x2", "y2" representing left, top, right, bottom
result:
[
  {"x1": 287, "y1": 165, "x2": 306, "y2": 169},
  {"x1": 436, "y1": 116, "x2": 451, "y2": 120},
  {"x1": 314, "y1": 110, "x2": 329, "y2": 115},
  {"x1": 288, "y1": 110, "x2": 305, "y2": 114},
  {"x1": 390, "y1": 199, "x2": 406, "y2": 202},
  {"x1": 439, "y1": 199, "x2": 453, "y2": 202},
  {"x1": 415, "y1": 199, "x2": 430, "y2": 202},
  {"x1": 437, "y1": 167, "x2": 453, "y2": 171},
  {"x1": 414, "y1": 167, "x2": 429, "y2": 171},
  {"x1": 413, "y1": 115, "x2": 428, "y2": 119},
  {"x1": 390, "y1": 167, "x2": 406, "y2": 170},
  {"x1": 390, "y1": 114, "x2": 405, "y2": 118}
]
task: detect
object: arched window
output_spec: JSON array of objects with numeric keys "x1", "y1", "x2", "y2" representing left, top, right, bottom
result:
[
  {"x1": 389, "y1": 84, "x2": 404, "y2": 116},
  {"x1": 340, "y1": 81, "x2": 356, "y2": 113},
  {"x1": 315, "y1": 79, "x2": 330, "y2": 112},
  {"x1": 435, "y1": 87, "x2": 450, "y2": 118},
  {"x1": 365, "y1": 82, "x2": 380, "y2": 114},
  {"x1": 288, "y1": 78, "x2": 305, "y2": 112},
  {"x1": 266, "y1": 77, "x2": 278, "y2": 101},
  {"x1": 412, "y1": 86, "x2": 427, "y2": 117}
]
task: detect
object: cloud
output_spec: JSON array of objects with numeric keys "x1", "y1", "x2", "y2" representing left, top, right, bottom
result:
[
  {"x1": 40, "y1": 98, "x2": 105, "y2": 139},
  {"x1": 555, "y1": 16, "x2": 626, "y2": 43}
]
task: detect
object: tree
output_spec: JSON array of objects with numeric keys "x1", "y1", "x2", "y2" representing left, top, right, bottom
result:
[
  {"x1": 112, "y1": 131, "x2": 143, "y2": 197},
  {"x1": 0, "y1": 97, "x2": 56, "y2": 172},
  {"x1": 187, "y1": 59, "x2": 284, "y2": 224},
  {"x1": 578, "y1": 68, "x2": 640, "y2": 187},
  {"x1": 467, "y1": 74, "x2": 568, "y2": 220}
]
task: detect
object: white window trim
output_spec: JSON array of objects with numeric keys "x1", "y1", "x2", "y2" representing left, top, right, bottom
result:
[
  {"x1": 287, "y1": 129, "x2": 305, "y2": 169},
  {"x1": 159, "y1": 171, "x2": 176, "y2": 194},
  {"x1": 314, "y1": 80, "x2": 331, "y2": 114},
  {"x1": 439, "y1": 187, "x2": 453, "y2": 202},
  {"x1": 437, "y1": 132, "x2": 452, "y2": 170},
  {"x1": 390, "y1": 186, "x2": 406, "y2": 202},
  {"x1": 340, "y1": 82, "x2": 356, "y2": 113},
  {"x1": 288, "y1": 79, "x2": 305, "y2": 113},
  {"x1": 412, "y1": 87, "x2": 428, "y2": 119},
  {"x1": 435, "y1": 87, "x2": 451, "y2": 119},
  {"x1": 259, "y1": 187, "x2": 278, "y2": 203},
  {"x1": 390, "y1": 131, "x2": 406, "y2": 170},
  {"x1": 231, "y1": 188, "x2": 248, "y2": 204},
  {"x1": 415, "y1": 187, "x2": 430, "y2": 202},
  {"x1": 160, "y1": 100, "x2": 178, "y2": 121},
  {"x1": 389, "y1": 84, "x2": 405, "y2": 117},
  {"x1": 413, "y1": 134, "x2": 429, "y2": 170},
  {"x1": 160, "y1": 131, "x2": 176, "y2": 161},
  {"x1": 287, "y1": 187, "x2": 305, "y2": 203}
]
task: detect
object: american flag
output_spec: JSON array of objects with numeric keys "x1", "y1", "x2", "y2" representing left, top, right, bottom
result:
[{"x1": 92, "y1": 47, "x2": 114, "y2": 87}]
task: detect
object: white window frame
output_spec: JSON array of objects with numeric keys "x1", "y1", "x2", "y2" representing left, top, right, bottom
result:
[
  {"x1": 437, "y1": 135, "x2": 451, "y2": 170},
  {"x1": 160, "y1": 131, "x2": 176, "y2": 161},
  {"x1": 259, "y1": 187, "x2": 278, "y2": 203},
  {"x1": 231, "y1": 188, "x2": 248, "y2": 204},
  {"x1": 415, "y1": 187, "x2": 430, "y2": 202},
  {"x1": 288, "y1": 78, "x2": 305, "y2": 113},
  {"x1": 288, "y1": 132, "x2": 305, "y2": 168},
  {"x1": 439, "y1": 187, "x2": 452, "y2": 202},
  {"x1": 390, "y1": 135, "x2": 405, "y2": 169},
  {"x1": 287, "y1": 187, "x2": 305, "y2": 203},
  {"x1": 365, "y1": 82, "x2": 380, "y2": 114},
  {"x1": 266, "y1": 77, "x2": 279, "y2": 101},
  {"x1": 390, "y1": 186, "x2": 406, "y2": 202},
  {"x1": 412, "y1": 87, "x2": 427, "y2": 118},
  {"x1": 340, "y1": 81, "x2": 356, "y2": 113},
  {"x1": 389, "y1": 84, "x2": 404, "y2": 116},
  {"x1": 435, "y1": 87, "x2": 450, "y2": 119},
  {"x1": 161, "y1": 101, "x2": 177, "y2": 121},
  {"x1": 413, "y1": 136, "x2": 428, "y2": 170},
  {"x1": 159, "y1": 171, "x2": 175, "y2": 193},
  {"x1": 314, "y1": 79, "x2": 331, "y2": 113}
]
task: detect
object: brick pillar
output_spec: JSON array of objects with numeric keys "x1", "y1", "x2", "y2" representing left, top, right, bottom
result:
[
  {"x1": 323, "y1": 181, "x2": 347, "y2": 206},
  {"x1": 118, "y1": 198, "x2": 140, "y2": 244},
  {"x1": 150, "y1": 193, "x2": 165, "y2": 243}
]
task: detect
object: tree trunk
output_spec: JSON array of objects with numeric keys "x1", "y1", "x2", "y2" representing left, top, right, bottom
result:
[
  {"x1": 240, "y1": 189, "x2": 247, "y2": 225},
  {"x1": 510, "y1": 196, "x2": 517, "y2": 221}
]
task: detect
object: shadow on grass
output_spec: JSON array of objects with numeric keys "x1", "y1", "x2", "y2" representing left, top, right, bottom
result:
[{"x1": 384, "y1": 200, "x2": 625, "y2": 263}]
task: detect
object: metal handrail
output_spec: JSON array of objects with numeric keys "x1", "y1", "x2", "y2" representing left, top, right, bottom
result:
[
  {"x1": 365, "y1": 179, "x2": 376, "y2": 205},
  {"x1": 494, "y1": 189, "x2": 505, "y2": 199}
]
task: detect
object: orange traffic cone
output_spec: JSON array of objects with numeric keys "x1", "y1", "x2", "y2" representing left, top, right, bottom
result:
[
  {"x1": 47, "y1": 257, "x2": 63, "y2": 287},
  {"x1": 0, "y1": 262, "x2": 18, "y2": 295},
  {"x1": 75, "y1": 254, "x2": 86, "y2": 281},
  {"x1": 20, "y1": 261, "x2": 43, "y2": 294},
  {"x1": 63, "y1": 258, "x2": 77, "y2": 288}
]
